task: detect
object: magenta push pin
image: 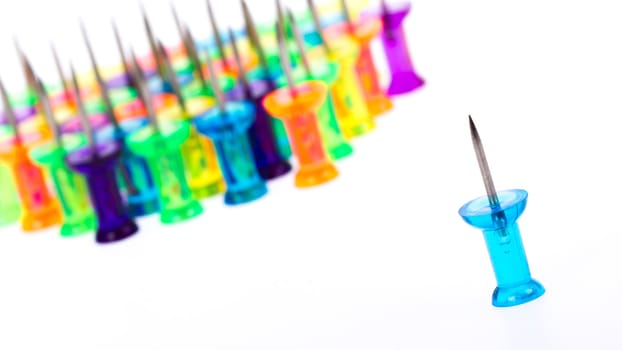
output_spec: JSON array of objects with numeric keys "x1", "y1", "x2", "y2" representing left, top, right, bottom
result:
[{"x1": 370, "y1": 1, "x2": 425, "y2": 95}]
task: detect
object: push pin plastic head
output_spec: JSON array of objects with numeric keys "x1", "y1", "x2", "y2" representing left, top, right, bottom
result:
[
  {"x1": 125, "y1": 49, "x2": 203, "y2": 224},
  {"x1": 82, "y1": 20, "x2": 160, "y2": 218},
  {"x1": 458, "y1": 116, "x2": 545, "y2": 307},
  {"x1": 193, "y1": 29, "x2": 268, "y2": 205},
  {"x1": 0, "y1": 76, "x2": 62, "y2": 232},
  {"x1": 284, "y1": 10, "x2": 353, "y2": 161},
  {"x1": 158, "y1": 39, "x2": 226, "y2": 199},
  {"x1": 328, "y1": 1, "x2": 393, "y2": 116},
  {"x1": 29, "y1": 77, "x2": 97, "y2": 237},
  {"x1": 228, "y1": 27, "x2": 292, "y2": 180},
  {"x1": 240, "y1": 0, "x2": 293, "y2": 160},
  {"x1": 263, "y1": 6, "x2": 339, "y2": 188},
  {"x1": 64, "y1": 64, "x2": 138, "y2": 244},
  {"x1": 369, "y1": 0, "x2": 425, "y2": 95}
]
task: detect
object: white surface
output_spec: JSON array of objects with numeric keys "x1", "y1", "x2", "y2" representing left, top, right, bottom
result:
[{"x1": 1, "y1": 0, "x2": 622, "y2": 349}]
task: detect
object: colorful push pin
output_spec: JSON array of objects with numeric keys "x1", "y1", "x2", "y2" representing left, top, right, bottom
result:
[
  {"x1": 65, "y1": 65, "x2": 138, "y2": 244},
  {"x1": 335, "y1": 0, "x2": 392, "y2": 116},
  {"x1": 285, "y1": 10, "x2": 353, "y2": 161},
  {"x1": 240, "y1": 0, "x2": 292, "y2": 160},
  {"x1": 80, "y1": 21, "x2": 160, "y2": 217},
  {"x1": 126, "y1": 50, "x2": 203, "y2": 223},
  {"x1": 374, "y1": 0, "x2": 425, "y2": 95},
  {"x1": 193, "y1": 28, "x2": 268, "y2": 205},
  {"x1": 307, "y1": 0, "x2": 375, "y2": 139},
  {"x1": 263, "y1": 4, "x2": 338, "y2": 188},
  {"x1": 29, "y1": 78, "x2": 96, "y2": 237},
  {"x1": 157, "y1": 40, "x2": 226, "y2": 199},
  {"x1": 0, "y1": 78, "x2": 62, "y2": 232},
  {"x1": 458, "y1": 116, "x2": 545, "y2": 307},
  {"x1": 0, "y1": 157, "x2": 21, "y2": 227},
  {"x1": 228, "y1": 28, "x2": 292, "y2": 180}
]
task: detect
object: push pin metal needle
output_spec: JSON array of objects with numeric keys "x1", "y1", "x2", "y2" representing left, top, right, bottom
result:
[
  {"x1": 14, "y1": 38, "x2": 38, "y2": 102},
  {"x1": 111, "y1": 19, "x2": 135, "y2": 89},
  {"x1": 285, "y1": 9, "x2": 353, "y2": 161},
  {"x1": 158, "y1": 40, "x2": 226, "y2": 199},
  {"x1": 140, "y1": 3, "x2": 168, "y2": 81},
  {"x1": 263, "y1": 5, "x2": 339, "y2": 188},
  {"x1": 64, "y1": 64, "x2": 139, "y2": 244},
  {"x1": 241, "y1": 0, "x2": 273, "y2": 85},
  {"x1": 81, "y1": 21, "x2": 160, "y2": 217},
  {"x1": 126, "y1": 49, "x2": 203, "y2": 223},
  {"x1": 307, "y1": 0, "x2": 332, "y2": 56},
  {"x1": 458, "y1": 116, "x2": 545, "y2": 307},
  {"x1": 229, "y1": 27, "x2": 292, "y2": 180},
  {"x1": 206, "y1": 0, "x2": 231, "y2": 72},
  {"x1": 50, "y1": 42, "x2": 73, "y2": 106},
  {"x1": 0, "y1": 77, "x2": 62, "y2": 232},
  {"x1": 29, "y1": 77, "x2": 97, "y2": 237},
  {"x1": 193, "y1": 29, "x2": 268, "y2": 205}
]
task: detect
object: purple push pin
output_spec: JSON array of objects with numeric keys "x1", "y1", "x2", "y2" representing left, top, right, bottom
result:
[
  {"x1": 369, "y1": 1, "x2": 425, "y2": 95},
  {"x1": 228, "y1": 28, "x2": 292, "y2": 180},
  {"x1": 64, "y1": 64, "x2": 138, "y2": 244}
]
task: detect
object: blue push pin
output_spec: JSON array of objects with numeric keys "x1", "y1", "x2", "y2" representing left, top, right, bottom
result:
[
  {"x1": 193, "y1": 27, "x2": 268, "y2": 206},
  {"x1": 458, "y1": 116, "x2": 545, "y2": 307}
]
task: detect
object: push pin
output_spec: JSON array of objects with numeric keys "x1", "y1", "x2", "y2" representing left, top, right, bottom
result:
[
  {"x1": 458, "y1": 116, "x2": 545, "y2": 307},
  {"x1": 336, "y1": 0, "x2": 393, "y2": 116},
  {"x1": 126, "y1": 50, "x2": 203, "y2": 223},
  {"x1": 373, "y1": 0, "x2": 425, "y2": 95},
  {"x1": 29, "y1": 78, "x2": 97, "y2": 237},
  {"x1": 65, "y1": 64, "x2": 139, "y2": 244},
  {"x1": 157, "y1": 40, "x2": 226, "y2": 199},
  {"x1": 0, "y1": 77, "x2": 62, "y2": 232},
  {"x1": 307, "y1": 0, "x2": 375, "y2": 139},
  {"x1": 263, "y1": 4, "x2": 339, "y2": 188},
  {"x1": 283, "y1": 9, "x2": 353, "y2": 161},
  {"x1": 194, "y1": 28, "x2": 268, "y2": 205},
  {"x1": 81, "y1": 21, "x2": 160, "y2": 217},
  {"x1": 228, "y1": 27, "x2": 292, "y2": 180},
  {"x1": 240, "y1": 0, "x2": 292, "y2": 160}
]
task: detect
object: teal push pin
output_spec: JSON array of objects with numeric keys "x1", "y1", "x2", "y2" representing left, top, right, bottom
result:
[{"x1": 459, "y1": 116, "x2": 545, "y2": 307}]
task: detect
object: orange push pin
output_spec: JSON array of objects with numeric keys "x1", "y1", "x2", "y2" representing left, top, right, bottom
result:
[
  {"x1": 263, "y1": 2, "x2": 338, "y2": 188},
  {"x1": 0, "y1": 78, "x2": 62, "y2": 232}
]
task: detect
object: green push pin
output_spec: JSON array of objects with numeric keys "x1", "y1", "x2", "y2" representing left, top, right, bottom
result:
[
  {"x1": 126, "y1": 50, "x2": 203, "y2": 224},
  {"x1": 29, "y1": 78, "x2": 97, "y2": 237}
]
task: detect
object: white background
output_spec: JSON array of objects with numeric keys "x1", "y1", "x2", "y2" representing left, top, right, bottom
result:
[{"x1": 1, "y1": 0, "x2": 622, "y2": 349}]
